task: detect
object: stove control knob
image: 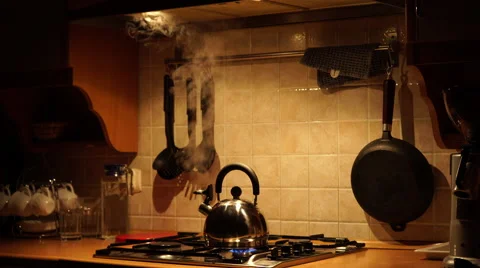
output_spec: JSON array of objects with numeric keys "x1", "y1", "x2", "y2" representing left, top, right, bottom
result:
[
  {"x1": 268, "y1": 247, "x2": 282, "y2": 260},
  {"x1": 292, "y1": 243, "x2": 304, "y2": 256},
  {"x1": 302, "y1": 241, "x2": 314, "y2": 254},
  {"x1": 281, "y1": 245, "x2": 292, "y2": 257}
]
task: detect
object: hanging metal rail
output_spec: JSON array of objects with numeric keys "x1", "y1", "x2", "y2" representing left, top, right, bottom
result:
[{"x1": 164, "y1": 45, "x2": 391, "y2": 65}]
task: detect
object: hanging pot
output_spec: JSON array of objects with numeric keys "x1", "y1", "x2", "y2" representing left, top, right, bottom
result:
[{"x1": 351, "y1": 75, "x2": 434, "y2": 231}]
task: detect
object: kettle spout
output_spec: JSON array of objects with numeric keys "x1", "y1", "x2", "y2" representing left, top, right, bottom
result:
[
  {"x1": 194, "y1": 184, "x2": 214, "y2": 216},
  {"x1": 198, "y1": 203, "x2": 212, "y2": 216}
]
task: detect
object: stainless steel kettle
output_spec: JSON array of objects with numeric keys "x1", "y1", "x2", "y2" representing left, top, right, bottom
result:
[{"x1": 194, "y1": 163, "x2": 268, "y2": 248}]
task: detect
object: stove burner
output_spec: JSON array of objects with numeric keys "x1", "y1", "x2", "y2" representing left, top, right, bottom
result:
[
  {"x1": 148, "y1": 241, "x2": 182, "y2": 249},
  {"x1": 229, "y1": 248, "x2": 258, "y2": 258}
]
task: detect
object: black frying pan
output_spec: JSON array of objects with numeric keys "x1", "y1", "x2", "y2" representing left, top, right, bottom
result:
[{"x1": 351, "y1": 76, "x2": 434, "y2": 232}]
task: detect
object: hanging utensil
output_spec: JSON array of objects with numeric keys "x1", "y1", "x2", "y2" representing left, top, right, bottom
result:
[
  {"x1": 351, "y1": 66, "x2": 434, "y2": 232},
  {"x1": 193, "y1": 74, "x2": 216, "y2": 172},
  {"x1": 152, "y1": 74, "x2": 183, "y2": 180},
  {"x1": 175, "y1": 77, "x2": 197, "y2": 172}
]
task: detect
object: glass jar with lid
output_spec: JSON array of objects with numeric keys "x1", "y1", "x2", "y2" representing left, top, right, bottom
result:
[{"x1": 101, "y1": 164, "x2": 132, "y2": 239}]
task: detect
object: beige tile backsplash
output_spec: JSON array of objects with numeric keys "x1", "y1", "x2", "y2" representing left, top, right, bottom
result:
[
  {"x1": 308, "y1": 155, "x2": 338, "y2": 188},
  {"x1": 338, "y1": 190, "x2": 368, "y2": 223},
  {"x1": 339, "y1": 223, "x2": 370, "y2": 240},
  {"x1": 251, "y1": 27, "x2": 279, "y2": 54},
  {"x1": 338, "y1": 88, "x2": 368, "y2": 120},
  {"x1": 279, "y1": 90, "x2": 309, "y2": 122},
  {"x1": 309, "y1": 189, "x2": 339, "y2": 222},
  {"x1": 308, "y1": 90, "x2": 338, "y2": 121},
  {"x1": 338, "y1": 122, "x2": 368, "y2": 154},
  {"x1": 251, "y1": 62, "x2": 280, "y2": 90},
  {"x1": 280, "y1": 156, "x2": 309, "y2": 188},
  {"x1": 309, "y1": 122, "x2": 338, "y2": 154},
  {"x1": 280, "y1": 123, "x2": 309, "y2": 154},
  {"x1": 129, "y1": 15, "x2": 456, "y2": 242}
]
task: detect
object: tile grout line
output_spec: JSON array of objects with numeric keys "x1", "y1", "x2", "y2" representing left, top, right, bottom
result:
[
  {"x1": 366, "y1": 85, "x2": 372, "y2": 239},
  {"x1": 149, "y1": 51, "x2": 155, "y2": 226},
  {"x1": 222, "y1": 62, "x2": 226, "y2": 168},
  {"x1": 336, "y1": 88, "x2": 343, "y2": 237},
  {"x1": 249, "y1": 59, "x2": 254, "y2": 173},
  {"x1": 336, "y1": 83, "x2": 341, "y2": 237},
  {"x1": 278, "y1": 70, "x2": 283, "y2": 234},
  {"x1": 305, "y1": 44, "x2": 311, "y2": 234}
]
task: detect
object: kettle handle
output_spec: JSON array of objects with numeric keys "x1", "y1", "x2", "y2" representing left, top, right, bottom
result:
[{"x1": 215, "y1": 163, "x2": 260, "y2": 202}]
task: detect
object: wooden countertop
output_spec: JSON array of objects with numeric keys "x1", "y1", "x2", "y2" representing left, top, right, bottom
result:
[{"x1": 0, "y1": 238, "x2": 443, "y2": 267}]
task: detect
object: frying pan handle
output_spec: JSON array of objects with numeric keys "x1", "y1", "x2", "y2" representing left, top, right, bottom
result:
[
  {"x1": 164, "y1": 75, "x2": 175, "y2": 148},
  {"x1": 382, "y1": 78, "x2": 396, "y2": 132},
  {"x1": 390, "y1": 223, "x2": 406, "y2": 232}
]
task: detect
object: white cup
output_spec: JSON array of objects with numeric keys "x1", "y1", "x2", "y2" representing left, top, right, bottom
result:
[
  {"x1": 29, "y1": 186, "x2": 56, "y2": 216},
  {"x1": 0, "y1": 185, "x2": 11, "y2": 215},
  {"x1": 9, "y1": 185, "x2": 33, "y2": 217},
  {"x1": 58, "y1": 183, "x2": 78, "y2": 211}
]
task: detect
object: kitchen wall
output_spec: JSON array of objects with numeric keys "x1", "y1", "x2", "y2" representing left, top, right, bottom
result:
[{"x1": 128, "y1": 14, "x2": 456, "y2": 241}]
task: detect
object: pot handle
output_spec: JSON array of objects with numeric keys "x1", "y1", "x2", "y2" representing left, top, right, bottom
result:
[{"x1": 215, "y1": 163, "x2": 260, "y2": 205}]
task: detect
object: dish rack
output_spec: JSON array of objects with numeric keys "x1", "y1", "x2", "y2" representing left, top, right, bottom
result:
[{"x1": 11, "y1": 179, "x2": 61, "y2": 238}]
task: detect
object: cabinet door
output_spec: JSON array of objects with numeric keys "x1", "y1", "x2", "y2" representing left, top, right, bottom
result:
[
  {"x1": 405, "y1": 0, "x2": 480, "y2": 149},
  {"x1": 69, "y1": 24, "x2": 139, "y2": 153},
  {"x1": 410, "y1": 0, "x2": 480, "y2": 42}
]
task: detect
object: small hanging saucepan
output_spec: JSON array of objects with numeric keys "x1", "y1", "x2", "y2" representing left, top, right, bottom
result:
[{"x1": 351, "y1": 70, "x2": 434, "y2": 232}]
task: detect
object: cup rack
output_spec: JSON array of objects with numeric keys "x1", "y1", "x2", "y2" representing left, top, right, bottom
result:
[{"x1": 10, "y1": 179, "x2": 60, "y2": 238}]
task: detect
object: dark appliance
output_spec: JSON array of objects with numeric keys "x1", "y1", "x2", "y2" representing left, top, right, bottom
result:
[{"x1": 443, "y1": 87, "x2": 480, "y2": 267}]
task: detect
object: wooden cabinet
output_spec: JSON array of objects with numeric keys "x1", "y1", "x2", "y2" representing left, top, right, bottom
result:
[
  {"x1": 406, "y1": 0, "x2": 480, "y2": 149},
  {"x1": 0, "y1": 23, "x2": 138, "y2": 154},
  {"x1": 409, "y1": 0, "x2": 473, "y2": 42},
  {"x1": 69, "y1": 24, "x2": 139, "y2": 153}
]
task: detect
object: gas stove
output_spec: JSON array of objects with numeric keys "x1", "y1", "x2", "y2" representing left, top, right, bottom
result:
[{"x1": 94, "y1": 233, "x2": 366, "y2": 267}]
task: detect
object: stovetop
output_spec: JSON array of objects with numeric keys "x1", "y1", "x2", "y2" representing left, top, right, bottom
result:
[{"x1": 94, "y1": 233, "x2": 366, "y2": 268}]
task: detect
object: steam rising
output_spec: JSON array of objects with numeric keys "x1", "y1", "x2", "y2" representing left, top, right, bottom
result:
[{"x1": 127, "y1": 11, "x2": 217, "y2": 173}]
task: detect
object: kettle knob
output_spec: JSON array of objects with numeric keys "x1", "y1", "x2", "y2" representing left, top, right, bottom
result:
[{"x1": 231, "y1": 186, "x2": 242, "y2": 199}]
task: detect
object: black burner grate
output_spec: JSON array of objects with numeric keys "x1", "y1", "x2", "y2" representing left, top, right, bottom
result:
[{"x1": 94, "y1": 233, "x2": 365, "y2": 267}]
